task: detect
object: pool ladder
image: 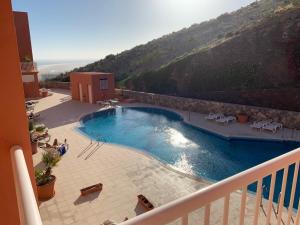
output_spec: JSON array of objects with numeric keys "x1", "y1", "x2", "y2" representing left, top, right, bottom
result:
[{"x1": 77, "y1": 134, "x2": 107, "y2": 160}]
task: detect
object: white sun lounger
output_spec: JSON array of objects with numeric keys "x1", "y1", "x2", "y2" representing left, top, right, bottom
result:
[
  {"x1": 271, "y1": 122, "x2": 283, "y2": 129},
  {"x1": 250, "y1": 120, "x2": 272, "y2": 130},
  {"x1": 96, "y1": 100, "x2": 111, "y2": 106},
  {"x1": 262, "y1": 122, "x2": 283, "y2": 133},
  {"x1": 108, "y1": 99, "x2": 119, "y2": 106},
  {"x1": 216, "y1": 116, "x2": 236, "y2": 124},
  {"x1": 26, "y1": 104, "x2": 35, "y2": 111},
  {"x1": 205, "y1": 113, "x2": 224, "y2": 120}
]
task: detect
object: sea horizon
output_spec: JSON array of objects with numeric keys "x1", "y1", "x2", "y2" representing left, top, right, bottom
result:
[{"x1": 37, "y1": 59, "x2": 95, "y2": 80}]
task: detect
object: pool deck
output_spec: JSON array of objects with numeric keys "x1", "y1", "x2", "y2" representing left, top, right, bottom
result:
[
  {"x1": 122, "y1": 103, "x2": 300, "y2": 143},
  {"x1": 32, "y1": 89, "x2": 299, "y2": 225}
]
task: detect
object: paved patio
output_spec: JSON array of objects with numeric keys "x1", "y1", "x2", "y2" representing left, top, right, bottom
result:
[{"x1": 32, "y1": 89, "x2": 299, "y2": 225}]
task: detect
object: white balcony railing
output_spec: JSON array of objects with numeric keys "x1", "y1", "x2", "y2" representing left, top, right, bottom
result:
[
  {"x1": 10, "y1": 146, "x2": 43, "y2": 225},
  {"x1": 120, "y1": 147, "x2": 300, "y2": 225}
]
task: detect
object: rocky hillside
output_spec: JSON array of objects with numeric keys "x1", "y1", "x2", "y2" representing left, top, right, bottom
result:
[
  {"x1": 61, "y1": 0, "x2": 299, "y2": 82},
  {"x1": 125, "y1": 7, "x2": 300, "y2": 99}
]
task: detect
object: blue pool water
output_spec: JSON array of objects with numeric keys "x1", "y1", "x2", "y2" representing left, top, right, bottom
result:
[{"x1": 78, "y1": 107, "x2": 300, "y2": 207}]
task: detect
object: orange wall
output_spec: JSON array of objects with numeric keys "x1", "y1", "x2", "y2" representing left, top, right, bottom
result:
[
  {"x1": 0, "y1": 2, "x2": 36, "y2": 225},
  {"x1": 91, "y1": 73, "x2": 115, "y2": 102},
  {"x1": 70, "y1": 72, "x2": 115, "y2": 103},
  {"x1": 23, "y1": 72, "x2": 40, "y2": 98},
  {"x1": 70, "y1": 73, "x2": 92, "y2": 102},
  {"x1": 13, "y1": 11, "x2": 33, "y2": 62},
  {"x1": 13, "y1": 11, "x2": 40, "y2": 98}
]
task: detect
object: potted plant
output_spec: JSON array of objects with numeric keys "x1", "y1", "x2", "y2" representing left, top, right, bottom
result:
[
  {"x1": 40, "y1": 88, "x2": 48, "y2": 97},
  {"x1": 23, "y1": 55, "x2": 32, "y2": 62},
  {"x1": 30, "y1": 134, "x2": 38, "y2": 155},
  {"x1": 31, "y1": 123, "x2": 50, "y2": 143},
  {"x1": 29, "y1": 120, "x2": 34, "y2": 131},
  {"x1": 236, "y1": 111, "x2": 249, "y2": 123},
  {"x1": 35, "y1": 149, "x2": 60, "y2": 200},
  {"x1": 29, "y1": 121, "x2": 38, "y2": 154},
  {"x1": 35, "y1": 124, "x2": 46, "y2": 132}
]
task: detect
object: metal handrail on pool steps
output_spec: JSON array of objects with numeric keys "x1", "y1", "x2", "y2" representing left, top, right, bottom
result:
[{"x1": 120, "y1": 147, "x2": 300, "y2": 225}]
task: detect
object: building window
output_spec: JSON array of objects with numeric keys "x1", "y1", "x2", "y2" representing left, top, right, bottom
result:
[{"x1": 100, "y1": 78, "x2": 108, "y2": 90}]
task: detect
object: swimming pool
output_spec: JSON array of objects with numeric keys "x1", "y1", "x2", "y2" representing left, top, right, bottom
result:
[{"x1": 78, "y1": 107, "x2": 300, "y2": 207}]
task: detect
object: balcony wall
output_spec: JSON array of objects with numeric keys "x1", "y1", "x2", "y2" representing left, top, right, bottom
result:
[
  {"x1": 0, "y1": 2, "x2": 37, "y2": 225},
  {"x1": 20, "y1": 62, "x2": 40, "y2": 98},
  {"x1": 41, "y1": 81, "x2": 71, "y2": 90},
  {"x1": 13, "y1": 11, "x2": 33, "y2": 62}
]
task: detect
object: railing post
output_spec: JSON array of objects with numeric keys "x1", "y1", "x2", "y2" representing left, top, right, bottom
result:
[
  {"x1": 182, "y1": 215, "x2": 188, "y2": 225},
  {"x1": 253, "y1": 179, "x2": 262, "y2": 225},
  {"x1": 265, "y1": 172, "x2": 276, "y2": 225},
  {"x1": 10, "y1": 145, "x2": 43, "y2": 225},
  {"x1": 276, "y1": 166, "x2": 289, "y2": 225},
  {"x1": 223, "y1": 194, "x2": 230, "y2": 225},
  {"x1": 276, "y1": 192, "x2": 281, "y2": 214},
  {"x1": 239, "y1": 187, "x2": 247, "y2": 225},
  {"x1": 204, "y1": 204, "x2": 211, "y2": 225},
  {"x1": 287, "y1": 162, "x2": 300, "y2": 225}
]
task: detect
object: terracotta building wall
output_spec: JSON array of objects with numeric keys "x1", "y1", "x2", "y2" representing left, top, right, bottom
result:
[
  {"x1": 70, "y1": 73, "x2": 92, "y2": 102},
  {"x1": 91, "y1": 73, "x2": 115, "y2": 102},
  {"x1": 70, "y1": 72, "x2": 115, "y2": 104},
  {"x1": 13, "y1": 11, "x2": 40, "y2": 98},
  {"x1": 70, "y1": 74, "x2": 78, "y2": 100},
  {"x1": 13, "y1": 11, "x2": 33, "y2": 61},
  {"x1": 0, "y1": 2, "x2": 37, "y2": 225}
]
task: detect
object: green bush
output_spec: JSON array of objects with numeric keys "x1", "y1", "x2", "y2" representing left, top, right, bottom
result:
[
  {"x1": 28, "y1": 121, "x2": 34, "y2": 131},
  {"x1": 35, "y1": 124, "x2": 46, "y2": 132},
  {"x1": 35, "y1": 150, "x2": 60, "y2": 186}
]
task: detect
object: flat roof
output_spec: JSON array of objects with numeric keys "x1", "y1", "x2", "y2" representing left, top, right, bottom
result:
[
  {"x1": 13, "y1": 11, "x2": 28, "y2": 15},
  {"x1": 71, "y1": 72, "x2": 113, "y2": 75}
]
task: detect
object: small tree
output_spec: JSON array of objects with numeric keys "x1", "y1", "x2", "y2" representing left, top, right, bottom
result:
[{"x1": 35, "y1": 149, "x2": 60, "y2": 186}]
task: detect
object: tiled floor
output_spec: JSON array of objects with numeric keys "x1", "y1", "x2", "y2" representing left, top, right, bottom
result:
[{"x1": 32, "y1": 89, "x2": 299, "y2": 225}]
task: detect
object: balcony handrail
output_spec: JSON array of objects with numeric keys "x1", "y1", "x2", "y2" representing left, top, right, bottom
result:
[
  {"x1": 120, "y1": 147, "x2": 300, "y2": 225},
  {"x1": 10, "y1": 146, "x2": 43, "y2": 225}
]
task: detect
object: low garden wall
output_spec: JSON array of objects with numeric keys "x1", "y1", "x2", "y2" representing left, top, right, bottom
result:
[
  {"x1": 121, "y1": 89, "x2": 300, "y2": 129},
  {"x1": 41, "y1": 81, "x2": 70, "y2": 90},
  {"x1": 190, "y1": 88, "x2": 300, "y2": 112}
]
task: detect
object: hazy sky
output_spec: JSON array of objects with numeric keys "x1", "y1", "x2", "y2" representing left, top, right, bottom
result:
[{"x1": 12, "y1": 0, "x2": 254, "y2": 61}]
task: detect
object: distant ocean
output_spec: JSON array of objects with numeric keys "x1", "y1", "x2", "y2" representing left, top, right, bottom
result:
[{"x1": 37, "y1": 59, "x2": 95, "y2": 81}]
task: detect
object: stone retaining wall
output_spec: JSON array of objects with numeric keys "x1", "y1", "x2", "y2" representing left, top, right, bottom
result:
[
  {"x1": 189, "y1": 88, "x2": 300, "y2": 112},
  {"x1": 41, "y1": 81, "x2": 70, "y2": 90},
  {"x1": 121, "y1": 89, "x2": 300, "y2": 129}
]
